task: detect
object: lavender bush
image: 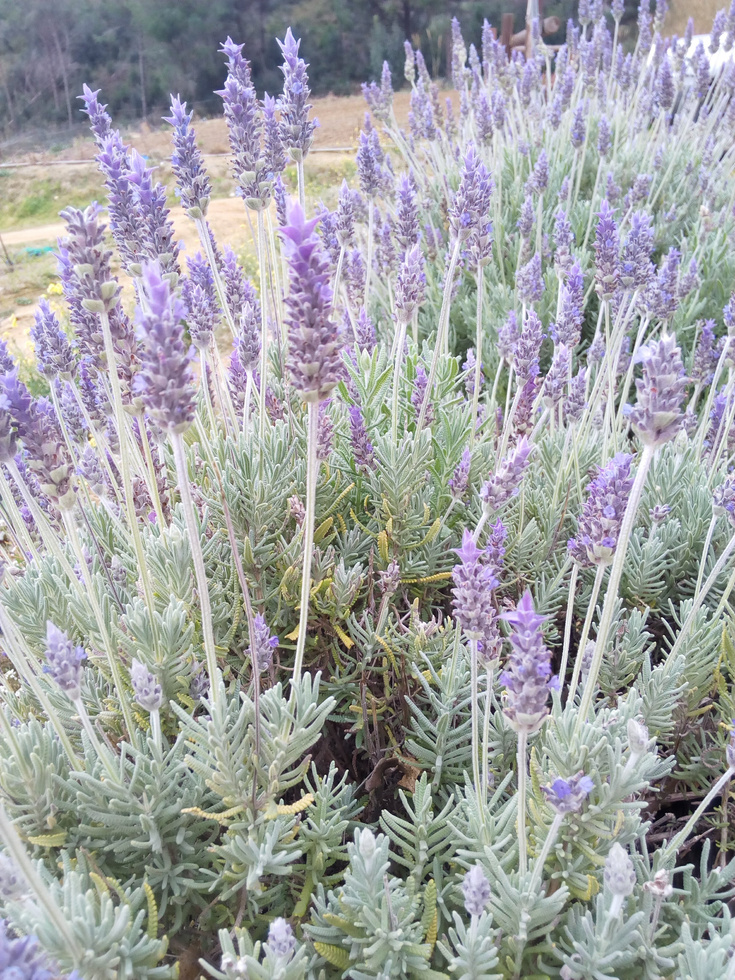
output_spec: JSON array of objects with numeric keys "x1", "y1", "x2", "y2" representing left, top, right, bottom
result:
[{"x1": 1, "y1": 5, "x2": 735, "y2": 978}]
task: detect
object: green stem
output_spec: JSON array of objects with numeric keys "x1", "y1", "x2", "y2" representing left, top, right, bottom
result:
[
  {"x1": 694, "y1": 513, "x2": 719, "y2": 598},
  {"x1": 517, "y1": 730, "x2": 528, "y2": 875},
  {"x1": 391, "y1": 320, "x2": 408, "y2": 448},
  {"x1": 567, "y1": 562, "x2": 606, "y2": 703},
  {"x1": 558, "y1": 563, "x2": 579, "y2": 688},
  {"x1": 469, "y1": 638, "x2": 486, "y2": 829},
  {"x1": 292, "y1": 400, "x2": 319, "y2": 685},
  {"x1": 171, "y1": 432, "x2": 220, "y2": 702},
  {"x1": 527, "y1": 812, "x2": 564, "y2": 895},
  {"x1": 470, "y1": 265, "x2": 484, "y2": 448},
  {"x1": 481, "y1": 661, "x2": 495, "y2": 805},
  {"x1": 257, "y1": 209, "x2": 269, "y2": 445}
]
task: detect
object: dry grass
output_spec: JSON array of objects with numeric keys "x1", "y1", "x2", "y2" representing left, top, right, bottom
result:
[{"x1": 665, "y1": 0, "x2": 720, "y2": 35}]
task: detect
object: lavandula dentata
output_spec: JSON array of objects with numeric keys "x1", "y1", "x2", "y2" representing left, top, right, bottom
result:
[
  {"x1": 500, "y1": 591, "x2": 555, "y2": 873},
  {"x1": 134, "y1": 261, "x2": 220, "y2": 701},
  {"x1": 565, "y1": 454, "x2": 634, "y2": 695},
  {"x1": 392, "y1": 245, "x2": 425, "y2": 444},
  {"x1": 418, "y1": 148, "x2": 492, "y2": 446},
  {"x1": 452, "y1": 530, "x2": 499, "y2": 818},
  {"x1": 281, "y1": 203, "x2": 343, "y2": 683},
  {"x1": 576, "y1": 336, "x2": 688, "y2": 731},
  {"x1": 277, "y1": 28, "x2": 317, "y2": 208}
]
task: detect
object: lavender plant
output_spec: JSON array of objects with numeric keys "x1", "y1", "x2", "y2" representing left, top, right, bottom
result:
[{"x1": 2, "y1": 7, "x2": 735, "y2": 979}]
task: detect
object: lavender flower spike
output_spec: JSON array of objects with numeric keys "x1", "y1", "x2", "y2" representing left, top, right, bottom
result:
[
  {"x1": 31, "y1": 300, "x2": 76, "y2": 381},
  {"x1": 133, "y1": 261, "x2": 197, "y2": 434},
  {"x1": 542, "y1": 771, "x2": 594, "y2": 813},
  {"x1": 281, "y1": 202, "x2": 343, "y2": 403},
  {"x1": 349, "y1": 405, "x2": 376, "y2": 471},
  {"x1": 499, "y1": 590, "x2": 555, "y2": 734},
  {"x1": 44, "y1": 622, "x2": 86, "y2": 701},
  {"x1": 164, "y1": 95, "x2": 212, "y2": 219},
  {"x1": 594, "y1": 200, "x2": 620, "y2": 300},
  {"x1": 395, "y1": 245, "x2": 426, "y2": 325},
  {"x1": 480, "y1": 437, "x2": 534, "y2": 514},
  {"x1": 462, "y1": 865, "x2": 491, "y2": 917},
  {"x1": 130, "y1": 658, "x2": 163, "y2": 712},
  {"x1": 248, "y1": 613, "x2": 279, "y2": 672},
  {"x1": 626, "y1": 334, "x2": 688, "y2": 447},
  {"x1": 452, "y1": 529, "x2": 499, "y2": 641},
  {"x1": 277, "y1": 28, "x2": 317, "y2": 162},
  {"x1": 449, "y1": 146, "x2": 494, "y2": 242},
  {"x1": 266, "y1": 918, "x2": 297, "y2": 960},
  {"x1": 568, "y1": 453, "x2": 634, "y2": 567}
]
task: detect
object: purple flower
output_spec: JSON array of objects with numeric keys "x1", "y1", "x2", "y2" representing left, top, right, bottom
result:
[
  {"x1": 411, "y1": 364, "x2": 434, "y2": 425},
  {"x1": 627, "y1": 334, "x2": 688, "y2": 447},
  {"x1": 79, "y1": 84, "x2": 113, "y2": 144},
  {"x1": 498, "y1": 311, "x2": 519, "y2": 362},
  {"x1": 1, "y1": 371, "x2": 75, "y2": 507},
  {"x1": 348, "y1": 405, "x2": 376, "y2": 470},
  {"x1": 281, "y1": 203, "x2": 343, "y2": 403},
  {"x1": 517, "y1": 196, "x2": 535, "y2": 240},
  {"x1": 692, "y1": 320, "x2": 718, "y2": 386},
  {"x1": 335, "y1": 180, "x2": 356, "y2": 249},
  {"x1": 395, "y1": 174, "x2": 421, "y2": 254},
  {"x1": 263, "y1": 93, "x2": 286, "y2": 177},
  {"x1": 131, "y1": 658, "x2": 163, "y2": 712},
  {"x1": 58, "y1": 204, "x2": 120, "y2": 315},
  {"x1": 248, "y1": 613, "x2": 279, "y2": 672},
  {"x1": 513, "y1": 310, "x2": 544, "y2": 382},
  {"x1": 409, "y1": 80, "x2": 437, "y2": 141},
  {"x1": 462, "y1": 865, "x2": 491, "y2": 917},
  {"x1": 126, "y1": 150, "x2": 180, "y2": 276},
  {"x1": 564, "y1": 368, "x2": 588, "y2": 423},
  {"x1": 277, "y1": 28, "x2": 317, "y2": 161},
  {"x1": 266, "y1": 917, "x2": 297, "y2": 960},
  {"x1": 597, "y1": 116, "x2": 612, "y2": 156},
  {"x1": 713, "y1": 474, "x2": 735, "y2": 527},
  {"x1": 355, "y1": 308, "x2": 376, "y2": 351},
  {"x1": 570, "y1": 104, "x2": 586, "y2": 148},
  {"x1": 620, "y1": 211, "x2": 655, "y2": 291},
  {"x1": 43, "y1": 621, "x2": 86, "y2": 701},
  {"x1": 395, "y1": 245, "x2": 425, "y2": 324},
  {"x1": 526, "y1": 150, "x2": 549, "y2": 195},
  {"x1": 91, "y1": 137, "x2": 140, "y2": 272},
  {"x1": 362, "y1": 61, "x2": 393, "y2": 123},
  {"x1": 0, "y1": 920, "x2": 59, "y2": 979},
  {"x1": 644, "y1": 248, "x2": 681, "y2": 323},
  {"x1": 568, "y1": 453, "x2": 634, "y2": 567},
  {"x1": 133, "y1": 261, "x2": 197, "y2": 434},
  {"x1": 543, "y1": 346, "x2": 572, "y2": 409},
  {"x1": 451, "y1": 529, "x2": 499, "y2": 640},
  {"x1": 499, "y1": 590, "x2": 554, "y2": 734},
  {"x1": 553, "y1": 209, "x2": 575, "y2": 272},
  {"x1": 449, "y1": 448, "x2": 472, "y2": 499},
  {"x1": 516, "y1": 252, "x2": 545, "y2": 306},
  {"x1": 31, "y1": 300, "x2": 76, "y2": 380},
  {"x1": 449, "y1": 147, "x2": 494, "y2": 243},
  {"x1": 480, "y1": 438, "x2": 534, "y2": 513},
  {"x1": 552, "y1": 262, "x2": 584, "y2": 348},
  {"x1": 182, "y1": 256, "x2": 219, "y2": 350},
  {"x1": 594, "y1": 200, "x2": 620, "y2": 300},
  {"x1": 356, "y1": 128, "x2": 385, "y2": 198},
  {"x1": 217, "y1": 39, "x2": 270, "y2": 210},
  {"x1": 462, "y1": 349, "x2": 484, "y2": 398},
  {"x1": 542, "y1": 771, "x2": 594, "y2": 813},
  {"x1": 164, "y1": 95, "x2": 212, "y2": 218}
]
